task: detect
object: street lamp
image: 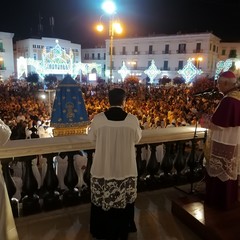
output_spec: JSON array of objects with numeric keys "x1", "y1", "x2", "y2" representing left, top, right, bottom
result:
[
  {"x1": 39, "y1": 89, "x2": 56, "y2": 116},
  {"x1": 192, "y1": 57, "x2": 203, "y2": 68},
  {"x1": 96, "y1": 0, "x2": 122, "y2": 82}
]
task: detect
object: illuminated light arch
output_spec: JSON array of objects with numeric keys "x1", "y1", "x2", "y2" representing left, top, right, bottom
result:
[
  {"x1": 118, "y1": 61, "x2": 130, "y2": 80},
  {"x1": 144, "y1": 60, "x2": 161, "y2": 83},
  {"x1": 178, "y1": 58, "x2": 203, "y2": 83},
  {"x1": 17, "y1": 40, "x2": 102, "y2": 80},
  {"x1": 214, "y1": 59, "x2": 233, "y2": 80}
]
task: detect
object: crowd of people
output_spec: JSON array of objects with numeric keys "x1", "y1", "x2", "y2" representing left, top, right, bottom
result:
[{"x1": 0, "y1": 77, "x2": 221, "y2": 140}]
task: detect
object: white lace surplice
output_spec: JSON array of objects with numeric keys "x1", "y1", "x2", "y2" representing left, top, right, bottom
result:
[
  {"x1": 88, "y1": 113, "x2": 142, "y2": 211},
  {"x1": 206, "y1": 126, "x2": 240, "y2": 181}
]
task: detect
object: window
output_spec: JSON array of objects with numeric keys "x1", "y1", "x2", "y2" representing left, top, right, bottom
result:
[
  {"x1": 134, "y1": 46, "x2": 139, "y2": 54},
  {"x1": 97, "y1": 53, "x2": 100, "y2": 60},
  {"x1": 33, "y1": 53, "x2": 37, "y2": 60},
  {"x1": 149, "y1": 45, "x2": 153, "y2": 54},
  {"x1": 213, "y1": 45, "x2": 216, "y2": 52},
  {"x1": 222, "y1": 49, "x2": 226, "y2": 55},
  {"x1": 110, "y1": 47, "x2": 115, "y2": 55},
  {"x1": 178, "y1": 44, "x2": 186, "y2": 53},
  {"x1": 196, "y1": 43, "x2": 201, "y2": 51},
  {"x1": 229, "y1": 49, "x2": 237, "y2": 58},
  {"x1": 163, "y1": 61, "x2": 168, "y2": 70},
  {"x1": 165, "y1": 44, "x2": 169, "y2": 53},
  {"x1": 0, "y1": 42, "x2": 3, "y2": 52},
  {"x1": 122, "y1": 46, "x2": 126, "y2": 54},
  {"x1": 92, "y1": 53, "x2": 95, "y2": 59},
  {"x1": 104, "y1": 53, "x2": 106, "y2": 60},
  {"x1": 178, "y1": 60, "x2": 183, "y2": 70}
]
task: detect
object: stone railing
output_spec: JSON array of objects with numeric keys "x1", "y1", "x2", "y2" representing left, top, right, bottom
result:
[{"x1": 0, "y1": 126, "x2": 207, "y2": 217}]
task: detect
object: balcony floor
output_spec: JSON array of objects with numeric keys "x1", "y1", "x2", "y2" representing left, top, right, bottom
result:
[{"x1": 15, "y1": 184, "x2": 203, "y2": 240}]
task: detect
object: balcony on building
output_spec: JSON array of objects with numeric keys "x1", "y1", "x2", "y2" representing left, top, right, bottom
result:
[
  {"x1": 160, "y1": 67, "x2": 170, "y2": 71},
  {"x1": 147, "y1": 50, "x2": 155, "y2": 54},
  {"x1": 193, "y1": 49, "x2": 203, "y2": 53},
  {"x1": 176, "y1": 50, "x2": 186, "y2": 54},
  {"x1": 162, "y1": 50, "x2": 171, "y2": 54},
  {"x1": 132, "y1": 51, "x2": 140, "y2": 55}
]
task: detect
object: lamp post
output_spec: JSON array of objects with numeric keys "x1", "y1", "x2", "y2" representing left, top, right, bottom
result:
[
  {"x1": 96, "y1": 1, "x2": 122, "y2": 83},
  {"x1": 39, "y1": 89, "x2": 55, "y2": 116},
  {"x1": 192, "y1": 57, "x2": 203, "y2": 69}
]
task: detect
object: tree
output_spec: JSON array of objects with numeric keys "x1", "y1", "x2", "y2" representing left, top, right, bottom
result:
[
  {"x1": 159, "y1": 76, "x2": 171, "y2": 85},
  {"x1": 26, "y1": 72, "x2": 39, "y2": 84},
  {"x1": 172, "y1": 76, "x2": 185, "y2": 85},
  {"x1": 192, "y1": 77, "x2": 215, "y2": 94},
  {"x1": 44, "y1": 74, "x2": 58, "y2": 88}
]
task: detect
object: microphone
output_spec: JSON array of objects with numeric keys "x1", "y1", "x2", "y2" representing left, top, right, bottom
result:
[{"x1": 193, "y1": 89, "x2": 218, "y2": 96}]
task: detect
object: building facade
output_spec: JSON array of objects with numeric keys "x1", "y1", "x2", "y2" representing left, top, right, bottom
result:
[
  {"x1": 0, "y1": 32, "x2": 15, "y2": 80},
  {"x1": 103, "y1": 32, "x2": 222, "y2": 82},
  {"x1": 82, "y1": 32, "x2": 240, "y2": 82},
  {"x1": 0, "y1": 31, "x2": 240, "y2": 82}
]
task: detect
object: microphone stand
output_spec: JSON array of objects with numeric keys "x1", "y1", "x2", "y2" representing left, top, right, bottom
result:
[
  {"x1": 174, "y1": 117, "x2": 199, "y2": 195},
  {"x1": 175, "y1": 96, "x2": 209, "y2": 196}
]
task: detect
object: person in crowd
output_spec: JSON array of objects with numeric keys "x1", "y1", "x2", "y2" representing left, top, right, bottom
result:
[
  {"x1": 88, "y1": 88, "x2": 142, "y2": 240},
  {"x1": 205, "y1": 71, "x2": 240, "y2": 210},
  {"x1": 38, "y1": 121, "x2": 53, "y2": 138}
]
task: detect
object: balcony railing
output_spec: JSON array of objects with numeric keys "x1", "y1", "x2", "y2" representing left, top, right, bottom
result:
[
  {"x1": 146, "y1": 51, "x2": 155, "y2": 54},
  {"x1": 176, "y1": 50, "x2": 186, "y2": 54},
  {"x1": 132, "y1": 51, "x2": 140, "y2": 55},
  {"x1": 0, "y1": 127, "x2": 206, "y2": 218},
  {"x1": 193, "y1": 49, "x2": 203, "y2": 53},
  {"x1": 160, "y1": 67, "x2": 170, "y2": 71},
  {"x1": 162, "y1": 50, "x2": 171, "y2": 54}
]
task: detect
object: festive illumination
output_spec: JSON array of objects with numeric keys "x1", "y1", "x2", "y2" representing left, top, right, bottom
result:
[
  {"x1": 214, "y1": 59, "x2": 233, "y2": 80},
  {"x1": 178, "y1": 58, "x2": 203, "y2": 82},
  {"x1": 17, "y1": 40, "x2": 101, "y2": 80},
  {"x1": 144, "y1": 60, "x2": 161, "y2": 83},
  {"x1": 118, "y1": 61, "x2": 130, "y2": 80}
]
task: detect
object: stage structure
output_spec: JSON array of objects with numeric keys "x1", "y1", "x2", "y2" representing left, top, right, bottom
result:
[{"x1": 16, "y1": 40, "x2": 102, "y2": 80}]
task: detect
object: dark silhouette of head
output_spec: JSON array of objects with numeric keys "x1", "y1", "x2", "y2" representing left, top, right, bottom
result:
[{"x1": 108, "y1": 88, "x2": 126, "y2": 106}]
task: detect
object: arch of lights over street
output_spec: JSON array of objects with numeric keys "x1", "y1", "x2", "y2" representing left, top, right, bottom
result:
[{"x1": 16, "y1": 40, "x2": 102, "y2": 80}]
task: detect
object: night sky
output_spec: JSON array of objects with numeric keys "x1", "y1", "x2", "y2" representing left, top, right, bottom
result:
[{"x1": 1, "y1": 0, "x2": 240, "y2": 47}]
